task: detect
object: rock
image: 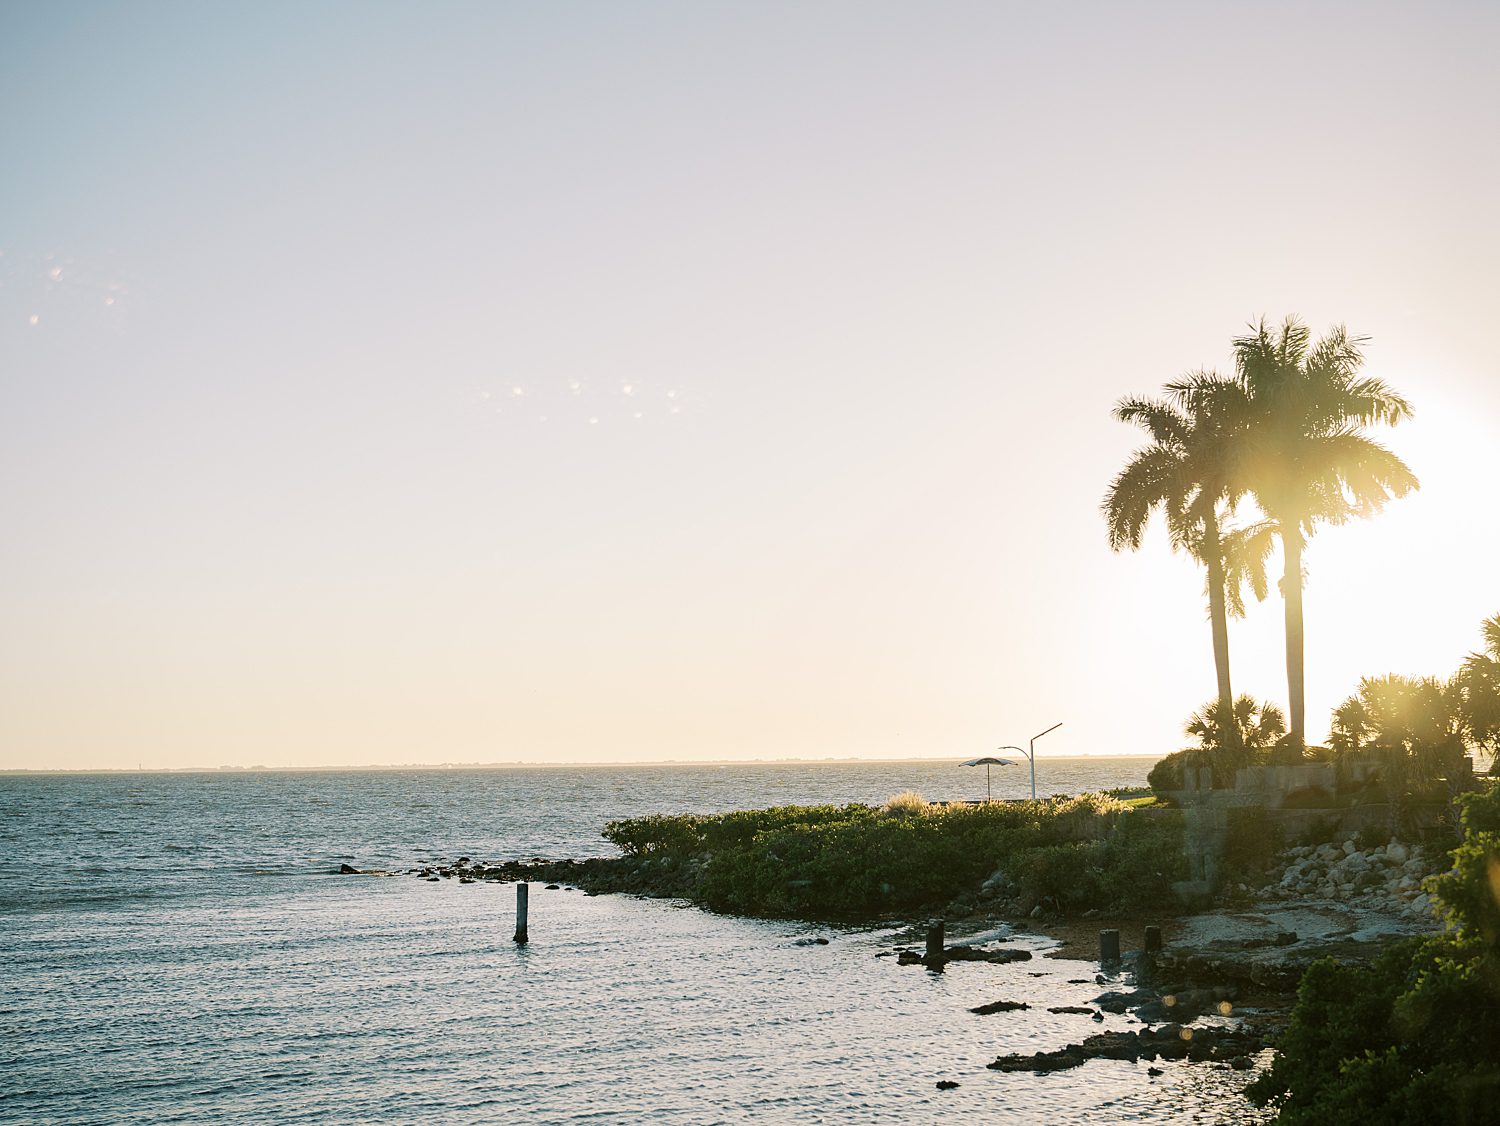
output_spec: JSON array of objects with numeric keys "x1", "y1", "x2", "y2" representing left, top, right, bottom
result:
[
  {"x1": 970, "y1": 1000, "x2": 1030, "y2": 1014},
  {"x1": 1048, "y1": 1006, "x2": 1096, "y2": 1015},
  {"x1": 1029, "y1": 905, "x2": 1045, "y2": 919},
  {"x1": 936, "y1": 1080, "x2": 960, "y2": 1090},
  {"x1": 943, "y1": 945, "x2": 1033, "y2": 964},
  {"x1": 545, "y1": 883, "x2": 561, "y2": 890},
  {"x1": 1147, "y1": 1067, "x2": 1164, "y2": 1077},
  {"x1": 1232, "y1": 1055, "x2": 1253, "y2": 1070},
  {"x1": 1343, "y1": 839, "x2": 1359, "y2": 856},
  {"x1": 988, "y1": 1047, "x2": 1086, "y2": 1073},
  {"x1": 1388, "y1": 841, "x2": 1410, "y2": 864},
  {"x1": 338, "y1": 863, "x2": 361, "y2": 874}
]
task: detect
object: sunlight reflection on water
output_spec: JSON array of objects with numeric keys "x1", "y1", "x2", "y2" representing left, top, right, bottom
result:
[{"x1": 1, "y1": 763, "x2": 1270, "y2": 1123}]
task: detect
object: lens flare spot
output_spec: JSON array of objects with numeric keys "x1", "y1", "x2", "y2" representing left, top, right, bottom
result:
[{"x1": 1217, "y1": 1000, "x2": 1233, "y2": 1016}]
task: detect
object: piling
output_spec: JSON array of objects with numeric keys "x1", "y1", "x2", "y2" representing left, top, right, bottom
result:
[
  {"x1": 513, "y1": 882, "x2": 529, "y2": 945},
  {"x1": 925, "y1": 920, "x2": 945, "y2": 963},
  {"x1": 1144, "y1": 925, "x2": 1162, "y2": 954},
  {"x1": 1099, "y1": 928, "x2": 1121, "y2": 965}
]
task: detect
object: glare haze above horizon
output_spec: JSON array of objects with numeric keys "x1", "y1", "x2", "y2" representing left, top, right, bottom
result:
[{"x1": 3, "y1": 1, "x2": 1497, "y2": 770}]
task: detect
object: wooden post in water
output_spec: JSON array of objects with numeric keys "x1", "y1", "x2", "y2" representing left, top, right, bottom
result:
[
  {"x1": 925, "y1": 920, "x2": 945, "y2": 963},
  {"x1": 513, "y1": 882, "x2": 529, "y2": 945},
  {"x1": 1144, "y1": 925, "x2": 1162, "y2": 954},
  {"x1": 1099, "y1": 928, "x2": 1120, "y2": 965}
]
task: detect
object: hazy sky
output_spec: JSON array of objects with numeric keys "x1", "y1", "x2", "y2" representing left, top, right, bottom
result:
[{"x1": 3, "y1": 1, "x2": 1497, "y2": 770}]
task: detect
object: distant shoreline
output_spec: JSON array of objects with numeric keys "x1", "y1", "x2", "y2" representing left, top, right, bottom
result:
[{"x1": 0, "y1": 754, "x2": 1158, "y2": 776}]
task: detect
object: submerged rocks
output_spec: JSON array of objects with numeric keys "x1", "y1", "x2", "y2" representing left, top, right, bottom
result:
[
  {"x1": 338, "y1": 863, "x2": 360, "y2": 874},
  {"x1": 969, "y1": 999, "x2": 1030, "y2": 1014},
  {"x1": 943, "y1": 945, "x2": 1033, "y2": 965},
  {"x1": 987, "y1": 1025, "x2": 1265, "y2": 1074},
  {"x1": 895, "y1": 943, "x2": 1033, "y2": 970}
]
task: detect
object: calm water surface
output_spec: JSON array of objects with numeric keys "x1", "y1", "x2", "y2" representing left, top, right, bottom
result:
[{"x1": 1, "y1": 759, "x2": 1268, "y2": 1123}]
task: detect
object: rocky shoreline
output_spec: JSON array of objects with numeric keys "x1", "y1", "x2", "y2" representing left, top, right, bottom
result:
[{"x1": 355, "y1": 831, "x2": 1442, "y2": 1088}]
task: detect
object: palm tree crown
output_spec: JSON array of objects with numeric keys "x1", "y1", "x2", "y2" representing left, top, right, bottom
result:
[
  {"x1": 1230, "y1": 317, "x2": 1419, "y2": 746},
  {"x1": 1104, "y1": 374, "x2": 1258, "y2": 745}
]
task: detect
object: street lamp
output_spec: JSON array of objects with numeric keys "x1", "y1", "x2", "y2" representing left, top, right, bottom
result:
[
  {"x1": 1025, "y1": 722, "x2": 1063, "y2": 800},
  {"x1": 1002, "y1": 725, "x2": 1062, "y2": 797}
]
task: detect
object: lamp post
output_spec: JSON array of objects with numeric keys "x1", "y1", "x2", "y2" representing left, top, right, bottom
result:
[{"x1": 1027, "y1": 722, "x2": 1063, "y2": 800}]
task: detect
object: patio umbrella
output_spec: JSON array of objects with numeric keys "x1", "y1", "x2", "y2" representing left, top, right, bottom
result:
[{"x1": 961, "y1": 756, "x2": 1018, "y2": 801}]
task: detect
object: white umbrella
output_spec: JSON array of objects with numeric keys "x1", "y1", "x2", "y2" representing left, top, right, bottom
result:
[{"x1": 961, "y1": 756, "x2": 1019, "y2": 801}]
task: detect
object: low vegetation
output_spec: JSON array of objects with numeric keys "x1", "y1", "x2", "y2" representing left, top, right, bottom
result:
[
  {"x1": 1247, "y1": 781, "x2": 1500, "y2": 1123},
  {"x1": 602, "y1": 793, "x2": 1186, "y2": 921}
]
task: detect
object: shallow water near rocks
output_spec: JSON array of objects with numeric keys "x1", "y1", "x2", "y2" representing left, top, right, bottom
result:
[{"x1": 1, "y1": 762, "x2": 1270, "y2": 1123}]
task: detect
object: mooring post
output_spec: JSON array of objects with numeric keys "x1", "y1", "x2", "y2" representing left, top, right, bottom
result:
[
  {"x1": 513, "y1": 882, "x2": 529, "y2": 945},
  {"x1": 1144, "y1": 925, "x2": 1162, "y2": 955},
  {"x1": 925, "y1": 920, "x2": 945, "y2": 963},
  {"x1": 1099, "y1": 928, "x2": 1120, "y2": 965}
]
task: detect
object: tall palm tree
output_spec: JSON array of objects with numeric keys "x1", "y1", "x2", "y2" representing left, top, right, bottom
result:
[
  {"x1": 1230, "y1": 317, "x2": 1419, "y2": 747},
  {"x1": 1104, "y1": 375, "x2": 1254, "y2": 744}
]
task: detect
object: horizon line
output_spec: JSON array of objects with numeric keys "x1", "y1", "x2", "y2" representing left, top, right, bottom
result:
[{"x1": 0, "y1": 752, "x2": 1160, "y2": 776}]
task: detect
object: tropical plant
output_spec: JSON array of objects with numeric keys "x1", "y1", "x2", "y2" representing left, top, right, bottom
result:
[
  {"x1": 1185, "y1": 693, "x2": 1288, "y2": 752},
  {"x1": 1456, "y1": 614, "x2": 1500, "y2": 767},
  {"x1": 1104, "y1": 374, "x2": 1258, "y2": 746},
  {"x1": 1249, "y1": 783, "x2": 1500, "y2": 1123},
  {"x1": 1330, "y1": 674, "x2": 1461, "y2": 752},
  {"x1": 1329, "y1": 673, "x2": 1469, "y2": 833},
  {"x1": 1227, "y1": 316, "x2": 1419, "y2": 746}
]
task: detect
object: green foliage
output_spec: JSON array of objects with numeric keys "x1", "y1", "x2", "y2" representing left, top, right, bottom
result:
[
  {"x1": 1250, "y1": 781, "x2": 1500, "y2": 1123},
  {"x1": 1097, "y1": 806, "x2": 1188, "y2": 908},
  {"x1": 1427, "y1": 784, "x2": 1500, "y2": 944},
  {"x1": 1457, "y1": 614, "x2": 1500, "y2": 764},
  {"x1": 1004, "y1": 842, "x2": 1105, "y2": 910},
  {"x1": 1221, "y1": 805, "x2": 1284, "y2": 883},
  {"x1": 600, "y1": 793, "x2": 1179, "y2": 921},
  {"x1": 1147, "y1": 748, "x2": 1199, "y2": 792},
  {"x1": 1185, "y1": 694, "x2": 1287, "y2": 752},
  {"x1": 602, "y1": 812, "x2": 707, "y2": 856}
]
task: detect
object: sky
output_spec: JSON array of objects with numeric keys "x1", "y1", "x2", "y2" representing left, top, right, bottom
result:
[{"x1": 2, "y1": 1, "x2": 1497, "y2": 770}]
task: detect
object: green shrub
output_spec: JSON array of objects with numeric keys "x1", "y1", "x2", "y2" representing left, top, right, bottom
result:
[
  {"x1": 1250, "y1": 781, "x2": 1500, "y2": 1123},
  {"x1": 1005, "y1": 842, "x2": 1105, "y2": 909},
  {"x1": 605, "y1": 793, "x2": 1149, "y2": 921},
  {"x1": 1221, "y1": 806, "x2": 1284, "y2": 883},
  {"x1": 1100, "y1": 808, "x2": 1188, "y2": 909}
]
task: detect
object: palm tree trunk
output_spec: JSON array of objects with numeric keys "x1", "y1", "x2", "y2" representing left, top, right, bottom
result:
[
  {"x1": 1282, "y1": 524, "x2": 1306, "y2": 748},
  {"x1": 1202, "y1": 510, "x2": 1236, "y2": 747}
]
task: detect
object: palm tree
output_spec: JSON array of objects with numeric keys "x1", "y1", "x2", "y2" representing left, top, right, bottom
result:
[
  {"x1": 1230, "y1": 317, "x2": 1419, "y2": 747},
  {"x1": 1457, "y1": 614, "x2": 1500, "y2": 767},
  {"x1": 1104, "y1": 375, "x2": 1254, "y2": 744},
  {"x1": 1185, "y1": 694, "x2": 1288, "y2": 751}
]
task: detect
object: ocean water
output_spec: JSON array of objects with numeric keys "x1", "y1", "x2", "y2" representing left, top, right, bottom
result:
[{"x1": 1, "y1": 759, "x2": 1268, "y2": 1124}]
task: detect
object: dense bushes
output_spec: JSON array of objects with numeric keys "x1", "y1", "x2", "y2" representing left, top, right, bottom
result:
[
  {"x1": 1221, "y1": 806, "x2": 1285, "y2": 884},
  {"x1": 601, "y1": 793, "x2": 1183, "y2": 921},
  {"x1": 1247, "y1": 783, "x2": 1500, "y2": 1122}
]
